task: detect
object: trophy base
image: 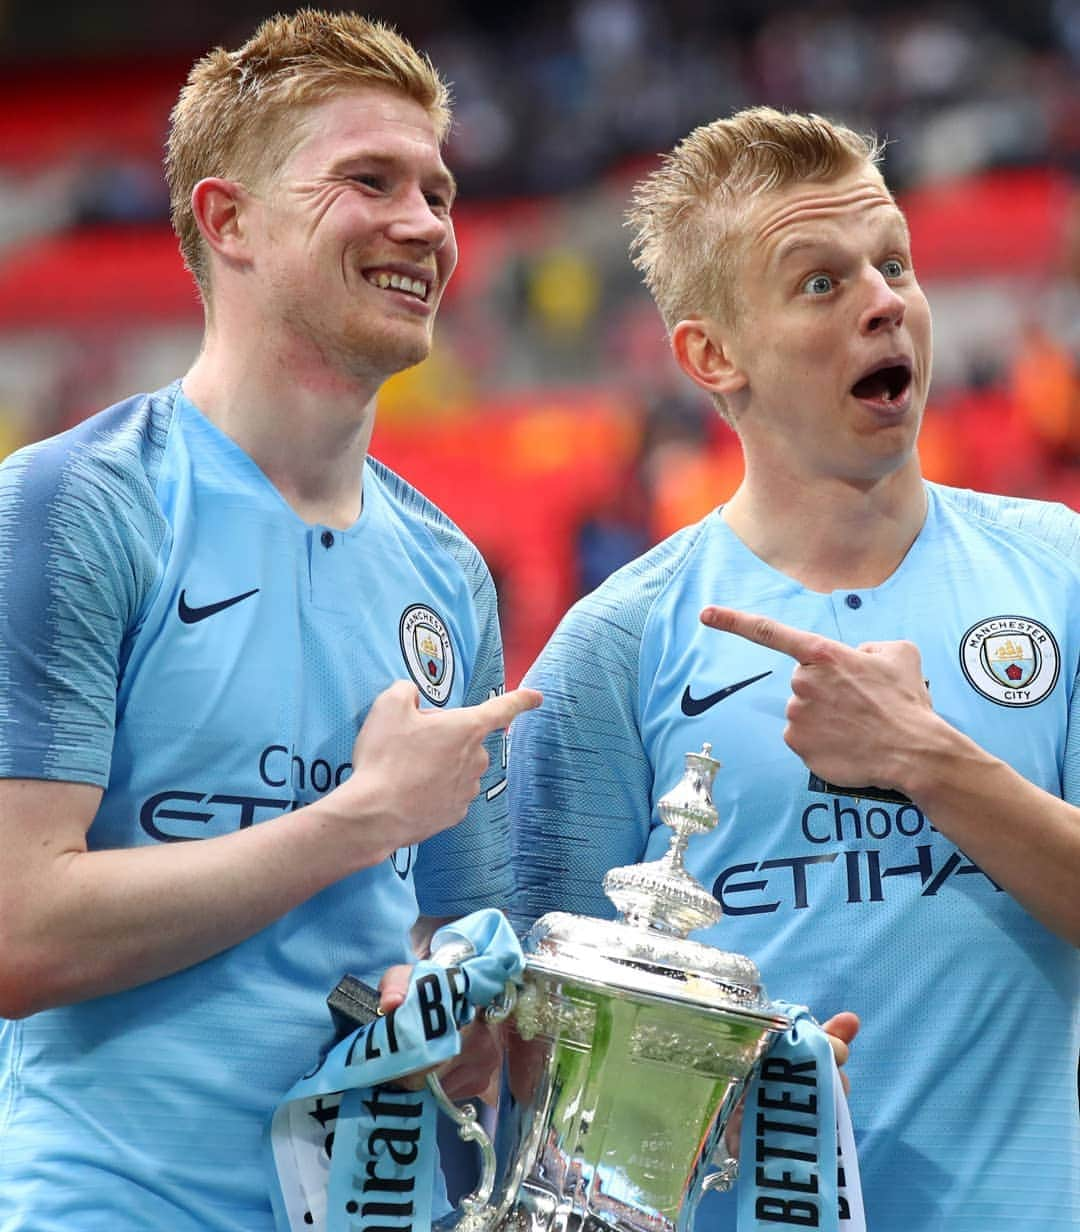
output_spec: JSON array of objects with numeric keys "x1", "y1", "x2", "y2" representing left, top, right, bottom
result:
[{"x1": 493, "y1": 1182, "x2": 648, "y2": 1232}]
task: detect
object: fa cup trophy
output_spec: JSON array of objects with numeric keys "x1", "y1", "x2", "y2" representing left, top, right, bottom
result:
[{"x1": 430, "y1": 745, "x2": 792, "y2": 1232}]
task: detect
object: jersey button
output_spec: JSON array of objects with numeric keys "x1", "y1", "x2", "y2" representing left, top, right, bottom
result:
[
  {"x1": 845, "y1": 593, "x2": 862, "y2": 609},
  {"x1": 321, "y1": 530, "x2": 335, "y2": 549}
]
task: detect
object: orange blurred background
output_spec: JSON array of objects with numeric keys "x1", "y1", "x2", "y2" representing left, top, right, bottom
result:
[{"x1": 0, "y1": 4, "x2": 1077, "y2": 683}]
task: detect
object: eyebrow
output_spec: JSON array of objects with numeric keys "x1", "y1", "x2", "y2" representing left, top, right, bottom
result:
[
  {"x1": 772, "y1": 220, "x2": 912, "y2": 269},
  {"x1": 772, "y1": 237, "x2": 833, "y2": 267}
]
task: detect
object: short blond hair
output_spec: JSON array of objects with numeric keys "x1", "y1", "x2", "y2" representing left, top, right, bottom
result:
[
  {"x1": 626, "y1": 106, "x2": 885, "y2": 331},
  {"x1": 165, "y1": 9, "x2": 451, "y2": 296}
]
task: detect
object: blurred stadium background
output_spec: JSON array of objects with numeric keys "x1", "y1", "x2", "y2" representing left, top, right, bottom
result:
[{"x1": 0, "y1": 0, "x2": 1077, "y2": 684}]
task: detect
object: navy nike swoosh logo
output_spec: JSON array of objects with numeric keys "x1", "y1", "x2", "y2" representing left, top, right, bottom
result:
[
  {"x1": 681, "y1": 670, "x2": 772, "y2": 717},
  {"x1": 177, "y1": 587, "x2": 260, "y2": 624}
]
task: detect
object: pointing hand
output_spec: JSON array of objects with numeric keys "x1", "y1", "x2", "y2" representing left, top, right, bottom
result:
[
  {"x1": 700, "y1": 606, "x2": 933, "y2": 794},
  {"x1": 338, "y1": 681, "x2": 542, "y2": 856}
]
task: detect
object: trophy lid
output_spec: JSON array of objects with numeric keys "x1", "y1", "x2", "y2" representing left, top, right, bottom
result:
[
  {"x1": 524, "y1": 912, "x2": 776, "y2": 1018},
  {"x1": 522, "y1": 745, "x2": 783, "y2": 1024}
]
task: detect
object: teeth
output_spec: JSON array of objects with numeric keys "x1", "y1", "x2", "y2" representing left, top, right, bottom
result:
[{"x1": 366, "y1": 271, "x2": 428, "y2": 300}]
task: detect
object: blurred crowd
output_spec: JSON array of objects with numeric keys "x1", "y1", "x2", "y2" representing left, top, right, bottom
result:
[{"x1": 0, "y1": 0, "x2": 1078, "y2": 678}]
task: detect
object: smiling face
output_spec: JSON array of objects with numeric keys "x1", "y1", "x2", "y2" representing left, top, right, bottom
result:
[
  {"x1": 243, "y1": 85, "x2": 457, "y2": 385},
  {"x1": 717, "y1": 169, "x2": 933, "y2": 486}
]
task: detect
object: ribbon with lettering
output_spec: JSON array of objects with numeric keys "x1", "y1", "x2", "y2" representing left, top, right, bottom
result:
[
  {"x1": 737, "y1": 1005, "x2": 865, "y2": 1231},
  {"x1": 269, "y1": 909, "x2": 524, "y2": 1232}
]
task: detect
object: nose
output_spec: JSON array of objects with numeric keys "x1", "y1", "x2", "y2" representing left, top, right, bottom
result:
[
  {"x1": 385, "y1": 185, "x2": 451, "y2": 252},
  {"x1": 859, "y1": 268, "x2": 906, "y2": 334}
]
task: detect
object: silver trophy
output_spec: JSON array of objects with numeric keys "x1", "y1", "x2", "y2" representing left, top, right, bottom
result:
[{"x1": 430, "y1": 745, "x2": 791, "y2": 1232}]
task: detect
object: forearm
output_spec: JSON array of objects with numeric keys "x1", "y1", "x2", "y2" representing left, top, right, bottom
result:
[
  {"x1": 1, "y1": 681, "x2": 538, "y2": 1017},
  {"x1": 1, "y1": 790, "x2": 391, "y2": 1016},
  {"x1": 894, "y1": 715, "x2": 1080, "y2": 944}
]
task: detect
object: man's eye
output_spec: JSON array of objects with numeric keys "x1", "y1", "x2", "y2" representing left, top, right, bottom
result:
[
  {"x1": 803, "y1": 274, "x2": 834, "y2": 296},
  {"x1": 881, "y1": 258, "x2": 905, "y2": 279},
  {"x1": 352, "y1": 174, "x2": 384, "y2": 190},
  {"x1": 424, "y1": 193, "x2": 449, "y2": 211}
]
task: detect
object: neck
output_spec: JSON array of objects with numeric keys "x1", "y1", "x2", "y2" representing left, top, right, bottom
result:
[
  {"x1": 722, "y1": 458, "x2": 928, "y2": 592},
  {"x1": 183, "y1": 331, "x2": 382, "y2": 530}
]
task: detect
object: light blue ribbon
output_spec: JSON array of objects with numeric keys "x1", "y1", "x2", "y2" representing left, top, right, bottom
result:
[
  {"x1": 269, "y1": 909, "x2": 524, "y2": 1232},
  {"x1": 737, "y1": 1004, "x2": 865, "y2": 1231}
]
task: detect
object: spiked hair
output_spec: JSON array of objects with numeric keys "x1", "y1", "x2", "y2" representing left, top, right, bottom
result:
[{"x1": 626, "y1": 106, "x2": 885, "y2": 331}]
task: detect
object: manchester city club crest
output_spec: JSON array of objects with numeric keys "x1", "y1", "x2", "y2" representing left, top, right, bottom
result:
[
  {"x1": 399, "y1": 604, "x2": 455, "y2": 705},
  {"x1": 960, "y1": 615, "x2": 1060, "y2": 707}
]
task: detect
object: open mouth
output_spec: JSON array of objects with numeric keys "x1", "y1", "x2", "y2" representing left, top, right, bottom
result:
[
  {"x1": 363, "y1": 269, "x2": 431, "y2": 303},
  {"x1": 850, "y1": 361, "x2": 912, "y2": 406}
]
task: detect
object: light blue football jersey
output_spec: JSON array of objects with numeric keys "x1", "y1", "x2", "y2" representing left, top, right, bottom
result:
[
  {"x1": 0, "y1": 383, "x2": 513, "y2": 1231},
  {"x1": 510, "y1": 482, "x2": 1079, "y2": 1231}
]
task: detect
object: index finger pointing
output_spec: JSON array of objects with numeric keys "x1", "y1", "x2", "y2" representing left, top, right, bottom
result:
[
  {"x1": 468, "y1": 686, "x2": 543, "y2": 733},
  {"x1": 699, "y1": 606, "x2": 831, "y2": 666}
]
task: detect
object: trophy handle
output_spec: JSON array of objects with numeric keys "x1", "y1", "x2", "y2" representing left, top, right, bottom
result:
[
  {"x1": 698, "y1": 1070, "x2": 752, "y2": 1196},
  {"x1": 427, "y1": 940, "x2": 520, "y2": 1228},
  {"x1": 426, "y1": 1070, "x2": 498, "y2": 1218},
  {"x1": 701, "y1": 1153, "x2": 739, "y2": 1193}
]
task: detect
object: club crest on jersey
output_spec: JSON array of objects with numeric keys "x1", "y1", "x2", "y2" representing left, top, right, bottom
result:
[
  {"x1": 400, "y1": 604, "x2": 455, "y2": 705},
  {"x1": 960, "y1": 615, "x2": 1059, "y2": 707}
]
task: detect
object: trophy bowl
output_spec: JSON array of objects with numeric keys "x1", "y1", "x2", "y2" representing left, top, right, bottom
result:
[{"x1": 433, "y1": 746, "x2": 792, "y2": 1232}]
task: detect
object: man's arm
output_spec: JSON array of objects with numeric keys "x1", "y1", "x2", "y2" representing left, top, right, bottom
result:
[
  {"x1": 701, "y1": 606, "x2": 1080, "y2": 945},
  {"x1": 0, "y1": 684, "x2": 540, "y2": 1018}
]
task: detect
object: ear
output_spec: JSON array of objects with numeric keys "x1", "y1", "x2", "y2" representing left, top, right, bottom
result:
[
  {"x1": 671, "y1": 317, "x2": 748, "y2": 398},
  {"x1": 190, "y1": 177, "x2": 252, "y2": 264}
]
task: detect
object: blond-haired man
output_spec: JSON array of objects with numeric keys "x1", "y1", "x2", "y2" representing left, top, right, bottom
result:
[
  {"x1": 0, "y1": 11, "x2": 538, "y2": 1229},
  {"x1": 510, "y1": 107, "x2": 1078, "y2": 1229}
]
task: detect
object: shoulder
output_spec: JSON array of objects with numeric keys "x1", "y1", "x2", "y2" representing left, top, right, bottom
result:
[
  {"x1": 0, "y1": 385, "x2": 176, "y2": 548},
  {"x1": 366, "y1": 455, "x2": 492, "y2": 587},
  {"x1": 931, "y1": 482, "x2": 1080, "y2": 571},
  {"x1": 560, "y1": 516, "x2": 710, "y2": 632},
  {"x1": 0, "y1": 387, "x2": 180, "y2": 785},
  {"x1": 527, "y1": 516, "x2": 712, "y2": 681}
]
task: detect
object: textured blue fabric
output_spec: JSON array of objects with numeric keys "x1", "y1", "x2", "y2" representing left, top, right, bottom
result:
[
  {"x1": 0, "y1": 384, "x2": 512, "y2": 1231},
  {"x1": 510, "y1": 482, "x2": 1080, "y2": 1231}
]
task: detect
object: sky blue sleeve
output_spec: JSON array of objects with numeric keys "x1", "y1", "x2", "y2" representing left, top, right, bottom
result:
[
  {"x1": 0, "y1": 401, "x2": 166, "y2": 785},
  {"x1": 508, "y1": 528, "x2": 701, "y2": 934}
]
